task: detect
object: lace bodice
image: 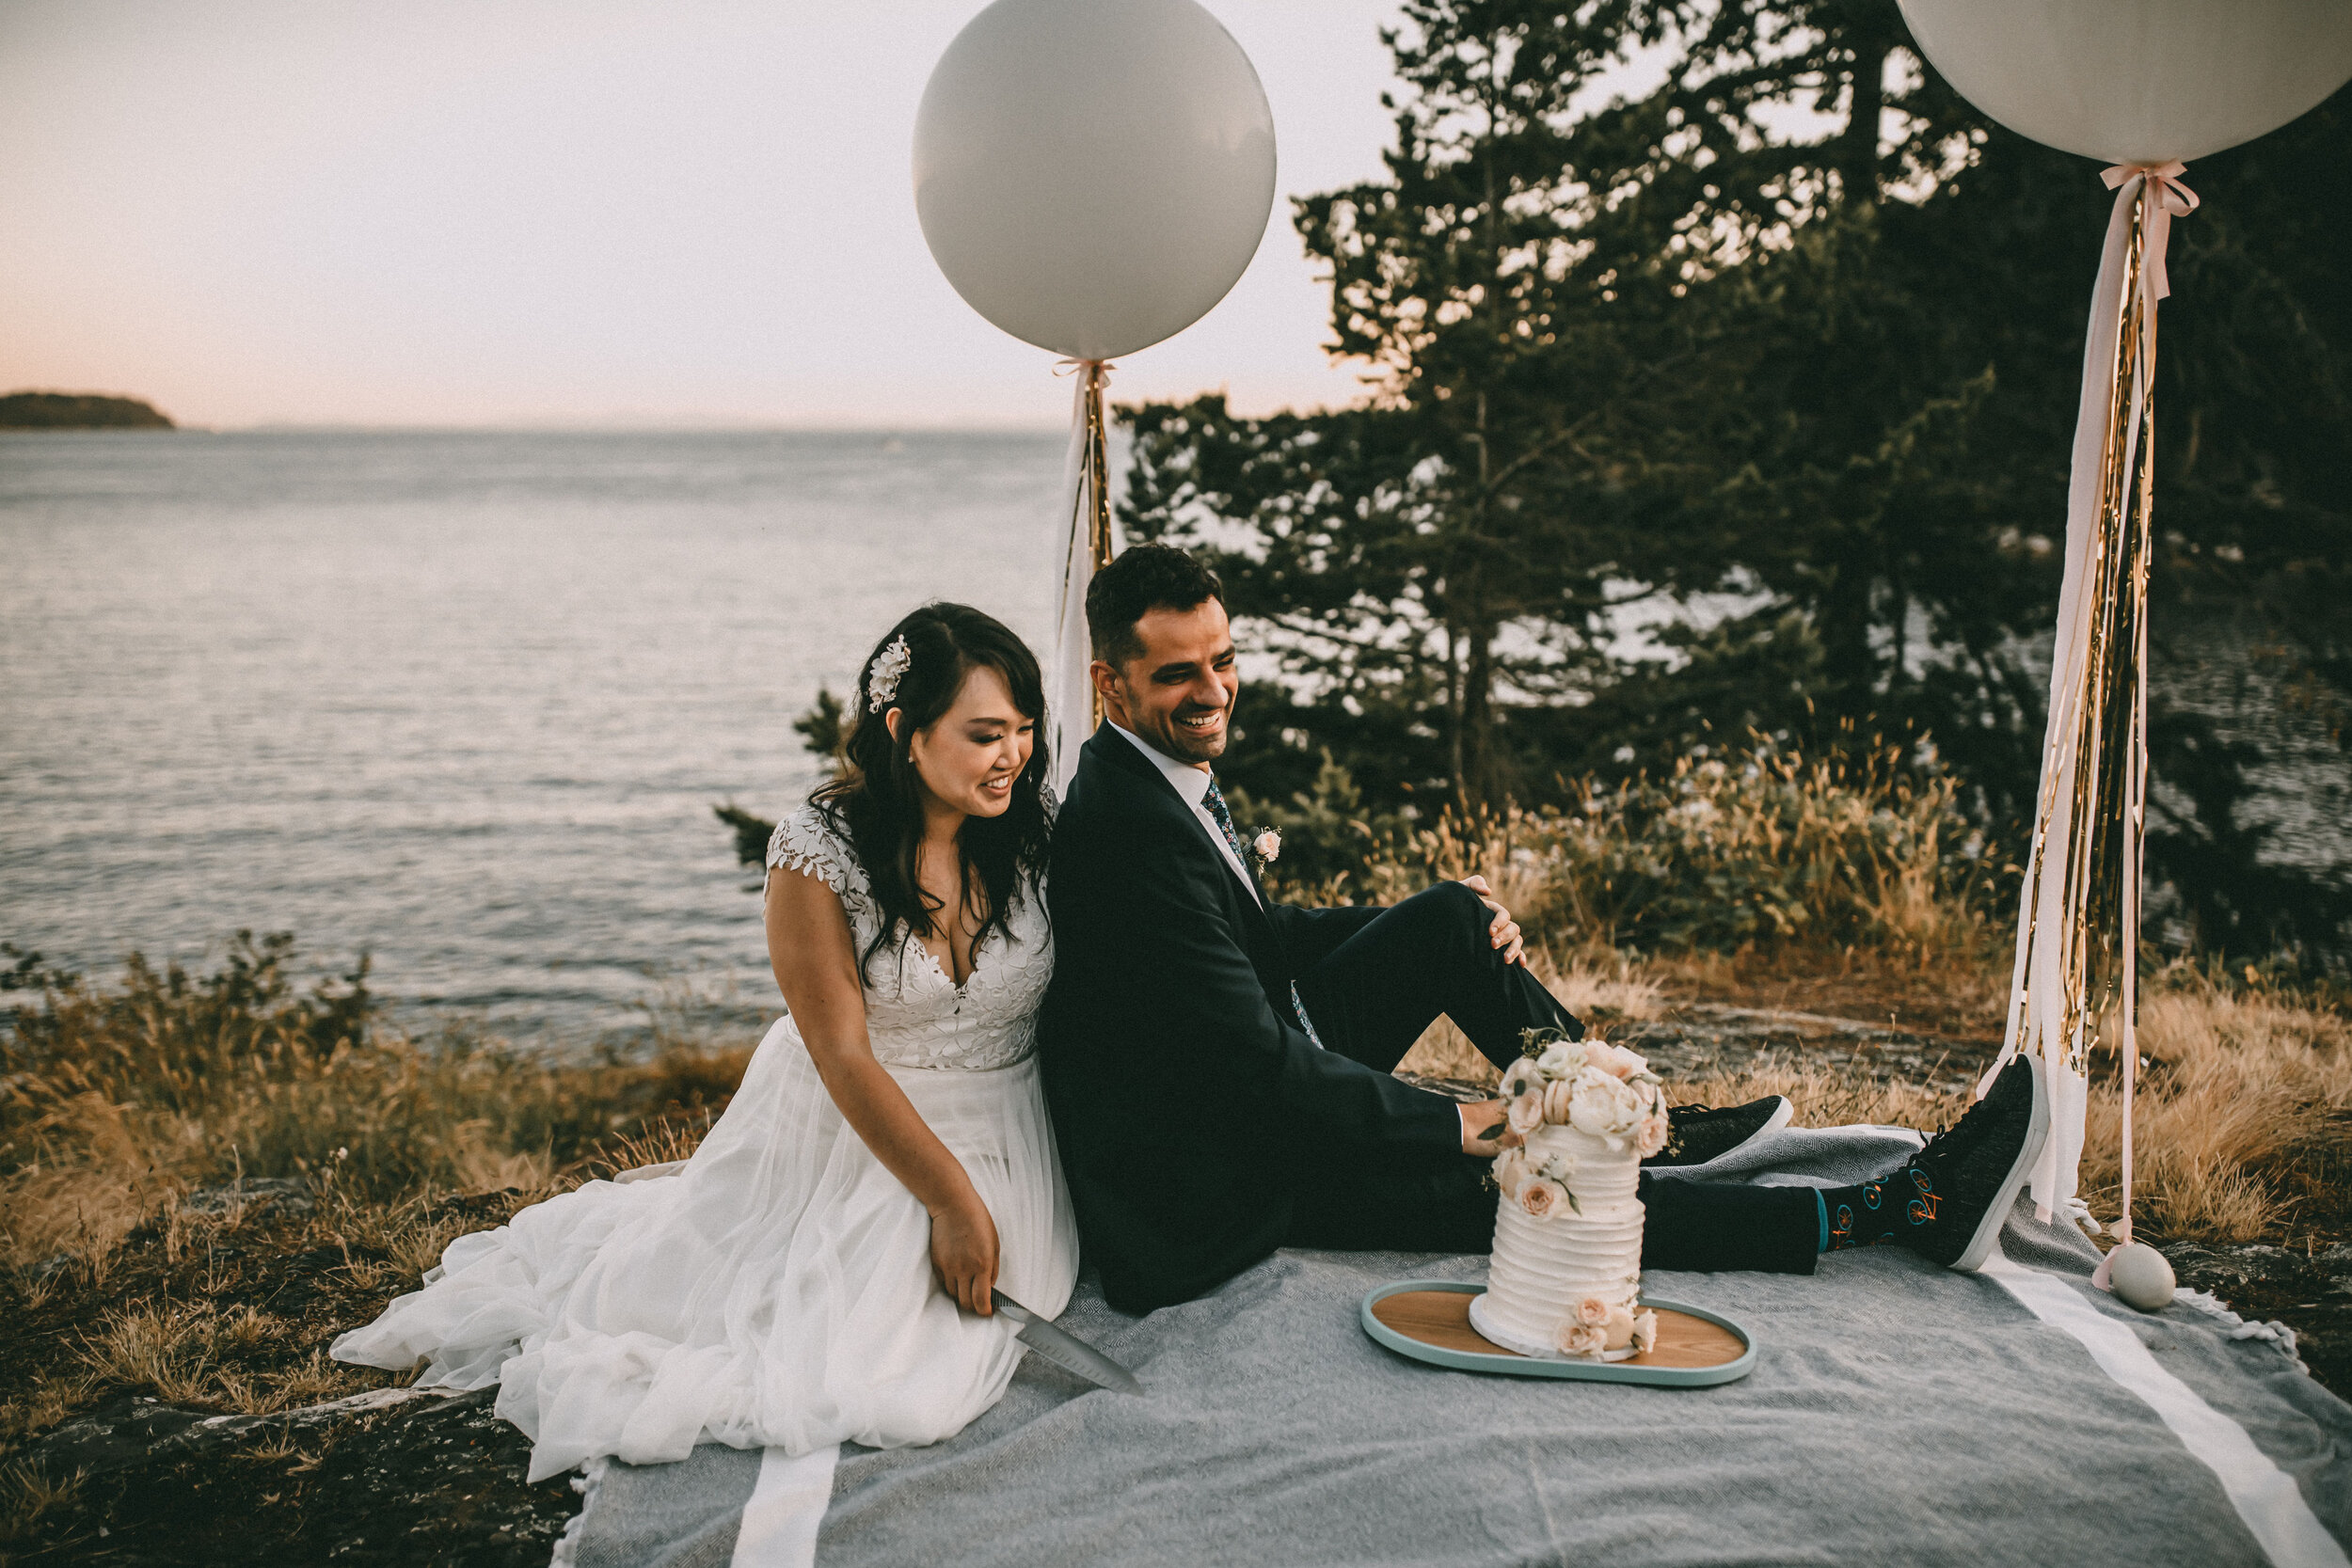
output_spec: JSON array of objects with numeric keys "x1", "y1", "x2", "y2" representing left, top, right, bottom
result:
[{"x1": 765, "y1": 805, "x2": 1052, "y2": 1070}]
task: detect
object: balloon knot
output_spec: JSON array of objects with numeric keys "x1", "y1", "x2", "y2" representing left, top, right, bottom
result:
[
  {"x1": 2101, "y1": 160, "x2": 2200, "y2": 217},
  {"x1": 2099, "y1": 162, "x2": 2199, "y2": 301}
]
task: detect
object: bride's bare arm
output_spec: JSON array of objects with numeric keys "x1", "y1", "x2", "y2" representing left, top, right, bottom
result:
[{"x1": 765, "y1": 864, "x2": 999, "y2": 1316}]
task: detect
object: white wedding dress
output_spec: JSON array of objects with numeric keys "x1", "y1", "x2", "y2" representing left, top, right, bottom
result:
[{"x1": 331, "y1": 805, "x2": 1080, "y2": 1482}]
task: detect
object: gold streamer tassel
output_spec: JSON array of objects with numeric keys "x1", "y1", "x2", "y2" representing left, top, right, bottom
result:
[{"x1": 1997, "y1": 169, "x2": 2167, "y2": 1227}]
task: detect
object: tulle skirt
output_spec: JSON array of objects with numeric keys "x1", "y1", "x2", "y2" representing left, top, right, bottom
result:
[{"x1": 330, "y1": 1019, "x2": 1080, "y2": 1481}]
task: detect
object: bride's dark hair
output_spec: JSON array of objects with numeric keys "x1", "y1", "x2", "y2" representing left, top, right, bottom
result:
[{"x1": 813, "y1": 603, "x2": 1052, "y2": 981}]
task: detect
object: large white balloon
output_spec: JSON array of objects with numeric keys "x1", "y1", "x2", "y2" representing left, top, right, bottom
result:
[
  {"x1": 1898, "y1": 0, "x2": 2352, "y2": 165},
  {"x1": 914, "y1": 0, "x2": 1277, "y2": 362}
]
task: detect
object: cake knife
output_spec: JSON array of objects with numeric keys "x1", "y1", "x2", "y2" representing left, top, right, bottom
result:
[{"x1": 991, "y1": 1290, "x2": 1144, "y2": 1395}]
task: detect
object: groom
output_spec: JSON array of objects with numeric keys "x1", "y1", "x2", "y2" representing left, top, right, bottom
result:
[{"x1": 1041, "y1": 545, "x2": 2042, "y2": 1316}]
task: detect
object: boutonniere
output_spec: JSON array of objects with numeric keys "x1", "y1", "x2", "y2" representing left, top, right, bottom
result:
[{"x1": 1250, "y1": 828, "x2": 1281, "y2": 865}]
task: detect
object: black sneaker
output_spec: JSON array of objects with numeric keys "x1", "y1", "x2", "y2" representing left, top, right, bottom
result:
[
  {"x1": 1884, "y1": 1054, "x2": 2049, "y2": 1272},
  {"x1": 1644, "y1": 1096, "x2": 1794, "y2": 1168}
]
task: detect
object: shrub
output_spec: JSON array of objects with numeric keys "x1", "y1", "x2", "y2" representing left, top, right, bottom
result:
[
  {"x1": 1336, "y1": 739, "x2": 2002, "y2": 961},
  {"x1": 0, "y1": 935, "x2": 748, "y2": 1266}
]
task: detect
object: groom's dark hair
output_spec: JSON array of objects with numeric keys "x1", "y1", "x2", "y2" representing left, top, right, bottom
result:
[{"x1": 1087, "y1": 544, "x2": 1224, "y2": 668}]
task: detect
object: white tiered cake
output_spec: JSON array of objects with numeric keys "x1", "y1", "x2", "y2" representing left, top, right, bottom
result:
[{"x1": 1469, "y1": 1035, "x2": 1668, "y2": 1361}]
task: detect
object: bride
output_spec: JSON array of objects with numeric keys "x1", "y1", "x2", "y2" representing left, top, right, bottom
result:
[{"x1": 332, "y1": 602, "x2": 1079, "y2": 1481}]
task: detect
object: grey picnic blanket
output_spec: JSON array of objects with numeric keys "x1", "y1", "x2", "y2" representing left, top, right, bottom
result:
[{"x1": 555, "y1": 1125, "x2": 2352, "y2": 1568}]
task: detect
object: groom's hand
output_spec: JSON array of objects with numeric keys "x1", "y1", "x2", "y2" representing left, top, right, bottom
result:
[
  {"x1": 1459, "y1": 876, "x2": 1526, "y2": 966},
  {"x1": 1459, "y1": 1097, "x2": 1521, "y2": 1156}
]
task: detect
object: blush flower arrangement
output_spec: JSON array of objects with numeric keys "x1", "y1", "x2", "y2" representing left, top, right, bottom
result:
[{"x1": 1491, "y1": 1026, "x2": 1671, "y2": 1165}]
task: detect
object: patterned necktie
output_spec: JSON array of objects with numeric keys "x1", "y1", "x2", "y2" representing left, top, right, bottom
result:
[{"x1": 1202, "y1": 776, "x2": 1325, "y2": 1049}]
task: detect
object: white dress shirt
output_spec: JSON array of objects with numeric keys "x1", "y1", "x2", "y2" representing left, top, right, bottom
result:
[{"x1": 1110, "y1": 722, "x2": 1262, "y2": 908}]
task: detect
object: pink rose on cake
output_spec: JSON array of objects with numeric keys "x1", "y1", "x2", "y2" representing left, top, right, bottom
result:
[
  {"x1": 1507, "y1": 1088, "x2": 1547, "y2": 1137},
  {"x1": 1558, "y1": 1322, "x2": 1609, "y2": 1357},
  {"x1": 1573, "y1": 1295, "x2": 1610, "y2": 1327},
  {"x1": 1582, "y1": 1039, "x2": 1649, "y2": 1081},
  {"x1": 1634, "y1": 1111, "x2": 1671, "y2": 1159},
  {"x1": 1493, "y1": 1148, "x2": 1531, "y2": 1198},
  {"x1": 1519, "y1": 1178, "x2": 1566, "y2": 1219}
]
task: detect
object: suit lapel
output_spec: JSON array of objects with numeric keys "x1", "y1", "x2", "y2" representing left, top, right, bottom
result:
[{"x1": 1085, "y1": 727, "x2": 1272, "y2": 934}]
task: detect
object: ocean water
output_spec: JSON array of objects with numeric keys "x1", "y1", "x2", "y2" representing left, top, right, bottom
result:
[
  {"x1": 0, "y1": 431, "x2": 1067, "y2": 1040},
  {"x1": 7, "y1": 433, "x2": 2344, "y2": 1046}
]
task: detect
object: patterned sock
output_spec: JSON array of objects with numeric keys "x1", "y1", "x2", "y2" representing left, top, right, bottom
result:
[{"x1": 1818, "y1": 1173, "x2": 1923, "y2": 1251}]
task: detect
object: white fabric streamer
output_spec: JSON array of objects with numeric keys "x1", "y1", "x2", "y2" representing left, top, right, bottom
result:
[{"x1": 1982, "y1": 163, "x2": 2193, "y2": 1225}]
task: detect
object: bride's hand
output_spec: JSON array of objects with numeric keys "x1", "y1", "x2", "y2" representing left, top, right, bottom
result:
[{"x1": 929, "y1": 1189, "x2": 1002, "y2": 1316}]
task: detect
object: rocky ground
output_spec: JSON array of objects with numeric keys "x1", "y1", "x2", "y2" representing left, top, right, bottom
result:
[
  {"x1": 15, "y1": 1388, "x2": 573, "y2": 1566},
  {"x1": 5, "y1": 1006, "x2": 2344, "y2": 1564},
  {"x1": 1622, "y1": 1002, "x2": 1997, "y2": 1095}
]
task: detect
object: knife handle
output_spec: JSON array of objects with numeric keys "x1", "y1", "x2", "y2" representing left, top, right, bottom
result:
[{"x1": 989, "y1": 1288, "x2": 1035, "y2": 1324}]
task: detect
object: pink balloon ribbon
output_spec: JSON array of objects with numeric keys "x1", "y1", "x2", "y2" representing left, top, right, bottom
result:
[{"x1": 2102, "y1": 161, "x2": 2200, "y2": 303}]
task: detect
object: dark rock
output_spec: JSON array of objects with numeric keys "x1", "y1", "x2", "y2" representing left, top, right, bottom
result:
[
  {"x1": 1394, "y1": 1071, "x2": 1498, "y2": 1102},
  {"x1": 179, "y1": 1176, "x2": 315, "y2": 1218},
  {"x1": 1619, "y1": 1005, "x2": 1994, "y2": 1095},
  {"x1": 2161, "y1": 1242, "x2": 2352, "y2": 1398}
]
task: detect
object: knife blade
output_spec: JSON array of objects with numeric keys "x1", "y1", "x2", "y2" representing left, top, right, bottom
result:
[{"x1": 992, "y1": 1289, "x2": 1144, "y2": 1395}]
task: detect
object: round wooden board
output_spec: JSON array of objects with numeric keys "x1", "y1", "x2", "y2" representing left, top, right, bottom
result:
[{"x1": 1360, "y1": 1281, "x2": 1756, "y2": 1386}]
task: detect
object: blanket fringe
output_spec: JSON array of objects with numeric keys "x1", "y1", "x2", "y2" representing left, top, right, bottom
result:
[
  {"x1": 2171, "y1": 1288, "x2": 2307, "y2": 1372},
  {"x1": 547, "y1": 1456, "x2": 609, "y2": 1568}
]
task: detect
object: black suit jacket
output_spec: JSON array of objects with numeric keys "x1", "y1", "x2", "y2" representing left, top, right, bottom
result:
[{"x1": 1040, "y1": 724, "x2": 1460, "y2": 1313}]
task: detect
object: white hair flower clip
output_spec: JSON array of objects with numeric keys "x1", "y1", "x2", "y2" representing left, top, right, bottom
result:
[{"x1": 866, "y1": 635, "x2": 913, "y2": 711}]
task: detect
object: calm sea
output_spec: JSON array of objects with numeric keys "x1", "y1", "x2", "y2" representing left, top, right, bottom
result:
[{"x1": 0, "y1": 431, "x2": 1068, "y2": 1041}]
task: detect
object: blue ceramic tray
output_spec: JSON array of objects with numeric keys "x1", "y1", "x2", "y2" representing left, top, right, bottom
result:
[{"x1": 1360, "y1": 1279, "x2": 1756, "y2": 1386}]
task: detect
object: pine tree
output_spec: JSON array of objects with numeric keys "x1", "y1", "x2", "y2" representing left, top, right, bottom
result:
[{"x1": 1121, "y1": 0, "x2": 2352, "y2": 959}]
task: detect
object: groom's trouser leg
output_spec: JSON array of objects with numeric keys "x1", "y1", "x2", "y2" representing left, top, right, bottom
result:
[
  {"x1": 1291, "y1": 881, "x2": 1581, "y2": 1075},
  {"x1": 1638, "y1": 1175, "x2": 1819, "y2": 1275},
  {"x1": 1285, "y1": 1159, "x2": 1818, "y2": 1275}
]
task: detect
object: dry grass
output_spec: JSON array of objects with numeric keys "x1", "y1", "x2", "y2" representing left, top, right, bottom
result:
[
  {"x1": 0, "y1": 1456, "x2": 86, "y2": 1545},
  {"x1": 0, "y1": 937, "x2": 749, "y2": 1445},
  {"x1": 2080, "y1": 965, "x2": 2352, "y2": 1247},
  {"x1": 1398, "y1": 950, "x2": 1664, "y2": 1085},
  {"x1": 0, "y1": 934, "x2": 752, "y2": 1275},
  {"x1": 1666, "y1": 1062, "x2": 1970, "y2": 1136}
]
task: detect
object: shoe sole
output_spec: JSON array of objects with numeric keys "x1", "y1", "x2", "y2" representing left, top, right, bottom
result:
[
  {"x1": 1948, "y1": 1054, "x2": 2051, "y2": 1273},
  {"x1": 1725, "y1": 1095, "x2": 1796, "y2": 1160}
]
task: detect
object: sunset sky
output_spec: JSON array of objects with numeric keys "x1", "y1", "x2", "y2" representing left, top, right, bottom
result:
[{"x1": 0, "y1": 1, "x2": 1432, "y2": 430}]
